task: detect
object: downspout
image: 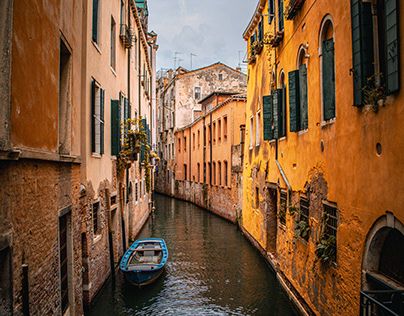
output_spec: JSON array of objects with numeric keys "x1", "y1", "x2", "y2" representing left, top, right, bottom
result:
[{"x1": 272, "y1": 17, "x2": 292, "y2": 202}]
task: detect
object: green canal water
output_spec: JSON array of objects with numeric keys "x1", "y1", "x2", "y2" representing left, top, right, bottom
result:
[{"x1": 87, "y1": 194, "x2": 298, "y2": 316}]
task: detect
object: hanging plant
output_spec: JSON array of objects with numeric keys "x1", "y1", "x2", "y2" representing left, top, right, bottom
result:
[
  {"x1": 316, "y1": 213, "x2": 336, "y2": 264},
  {"x1": 362, "y1": 73, "x2": 387, "y2": 112},
  {"x1": 315, "y1": 234, "x2": 336, "y2": 264},
  {"x1": 117, "y1": 118, "x2": 149, "y2": 176},
  {"x1": 294, "y1": 219, "x2": 310, "y2": 240}
]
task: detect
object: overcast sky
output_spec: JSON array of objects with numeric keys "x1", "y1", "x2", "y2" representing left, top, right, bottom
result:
[{"x1": 148, "y1": 0, "x2": 256, "y2": 71}]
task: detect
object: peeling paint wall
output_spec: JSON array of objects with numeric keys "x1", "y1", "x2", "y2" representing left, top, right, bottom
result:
[{"x1": 242, "y1": 0, "x2": 404, "y2": 315}]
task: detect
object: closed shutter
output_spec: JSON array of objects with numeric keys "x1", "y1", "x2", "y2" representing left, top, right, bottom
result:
[
  {"x1": 140, "y1": 118, "x2": 147, "y2": 162},
  {"x1": 263, "y1": 95, "x2": 273, "y2": 140},
  {"x1": 91, "y1": 80, "x2": 96, "y2": 152},
  {"x1": 258, "y1": 21, "x2": 263, "y2": 42},
  {"x1": 351, "y1": 0, "x2": 374, "y2": 106},
  {"x1": 269, "y1": 0, "x2": 275, "y2": 24},
  {"x1": 279, "y1": 87, "x2": 286, "y2": 138},
  {"x1": 111, "y1": 100, "x2": 120, "y2": 156},
  {"x1": 278, "y1": 0, "x2": 284, "y2": 31},
  {"x1": 273, "y1": 90, "x2": 279, "y2": 139},
  {"x1": 124, "y1": 97, "x2": 129, "y2": 136},
  {"x1": 92, "y1": 0, "x2": 99, "y2": 42},
  {"x1": 299, "y1": 64, "x2": 308, "y2": 130},
  {"x1": 323, "y1": 39, "x2": 336, "y2": 120},
  {"x1": 385, "y1": 0, "x2": 400, "y2": 94},
  {"x1": 289, "y1": 70, "x2": 300, "y2": 132},
  {"x1": 100, "y1": 89, "x2": 105, "y2": 155}
]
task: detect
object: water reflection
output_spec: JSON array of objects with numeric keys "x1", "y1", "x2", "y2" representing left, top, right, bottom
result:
[{"x1": 87, "y1": 194, "x2": 297, "y2": 316}]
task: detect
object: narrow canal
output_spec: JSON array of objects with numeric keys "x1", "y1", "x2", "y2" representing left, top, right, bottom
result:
[{"x1": 87, "y1": 194, "x2": 298, "y2": 316}]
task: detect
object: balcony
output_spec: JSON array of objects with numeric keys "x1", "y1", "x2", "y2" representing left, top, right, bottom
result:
[
  {"x1": 120, "y1": 24, "x2": 133, "y2": 49},
  {"x1": 360, "y1": 290, "x2": 404, "y2": 316},
  {"x1": 285, "y1": 0, "x2": 305, "y2": 20}
]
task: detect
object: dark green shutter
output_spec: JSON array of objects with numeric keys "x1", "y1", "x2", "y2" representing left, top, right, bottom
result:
[
  {"x1": 273, "y1": 90, "x2": 279, "y2": 139},
  {"x1": 279, "y1": 87, "x2": 286, "y2": 138},
  {"x1": 258, "y1": 21, "x2": 263, "y2": 42},
  {"x1": 269, "y1": 0, "x2": 275, "y2": 24},
  {"x1": 140, "y1": 118, "x2": 147, "y2": 162},
  {"x1": 323, "y1": 39, "x2": 336, "y2": 120},
  {"x1": 91, "y1": 80, "x2": 96, "y2": 152},
  {"x1": 111, "y1": 100, "x2": 120, "y2": 156},
  {"x1": 278, "y1": 0, "x2": 284, "y2": 31},
  {"x1": 100, "y1": 89, "x2": 105, "y2": 155},
  {"x1": 92, "y1": 0, "x2": 99, "y2": 42},
  {"x1": 351, "y1": 0, "x2": 374, "y2": 106},
  {"x1": 299, "y1": 64, "x2": 308, "y2": 130},
  {"x1": 289, "y1": 70, "x2": 300, "y2": 132},
  {"x1": 385, "y1": 0, "x2": 400, "y2": 94},
  {"x1": 124, "y1": 97, "x2": 129, "y2": 136},
  {"x1": 263, "y1": 95, "x2": 273, "y2": 140}
]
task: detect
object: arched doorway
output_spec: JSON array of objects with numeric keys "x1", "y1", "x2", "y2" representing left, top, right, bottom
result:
[{"x1": 361, "y1": 213, "x2": 404, "y2": 315}]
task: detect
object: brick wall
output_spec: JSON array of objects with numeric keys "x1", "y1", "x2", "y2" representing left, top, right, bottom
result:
[{"x1": 0, "y1": 160, "x2": 83, "y2": 315}]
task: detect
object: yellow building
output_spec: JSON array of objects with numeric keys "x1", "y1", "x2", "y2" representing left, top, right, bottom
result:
[{"x1": 242, "y1": 0, "x2": 404, "y2": 314}]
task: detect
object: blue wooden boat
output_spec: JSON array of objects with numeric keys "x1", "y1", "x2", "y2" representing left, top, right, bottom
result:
[{"x1": 119, "y1": 238, "x2": 168, "y2": 286}]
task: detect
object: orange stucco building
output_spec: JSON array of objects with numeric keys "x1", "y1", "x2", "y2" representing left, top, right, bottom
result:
[
  {"x1": 174, "y1": 93, "x2": 246, "y2": 222},
  {"x1": 242, "y1": 0, "x2": 404, "y2": 315}
]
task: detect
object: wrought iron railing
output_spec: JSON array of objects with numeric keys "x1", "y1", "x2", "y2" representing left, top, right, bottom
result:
[{"x1": 360, "y1": 290, "x2": 404, "y2": 316}]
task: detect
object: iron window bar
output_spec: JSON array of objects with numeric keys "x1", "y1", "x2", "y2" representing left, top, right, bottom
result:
[{"x1": 360, "y1": 290, "x2": 404, "y2": 316}]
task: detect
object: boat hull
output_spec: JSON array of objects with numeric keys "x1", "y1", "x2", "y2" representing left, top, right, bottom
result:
[
  {"x1": 119, "y1": 238, "x2": 169, "y2": 287},
  {"x1": 123, "y1": 267, "x2": 164, "y2": 286}
]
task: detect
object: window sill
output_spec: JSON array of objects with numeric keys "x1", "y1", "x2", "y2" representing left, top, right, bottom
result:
[
  {"x1": 91, "y1": 153, "x2": 102, "y2": 159},
  {"x1": 93, "y1": 234, "x2": 102, "y2": 244},
  {"x1": 110, "y1": 67, "x2": 117, "y2": 77},
  {"x1": 92, "y1": 41, "x2": 102, "y2": 55},
  {"x1": 321, "y1": 118, "x2": 336, "y2": 128},
  {"x1": 297, "y1": 129, "x2": 308, "y2": 136}
]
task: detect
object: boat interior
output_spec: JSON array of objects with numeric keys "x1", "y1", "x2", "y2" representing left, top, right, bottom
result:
[{"x1": 129, "y1": 242, "x2": 163, "y2": 265}]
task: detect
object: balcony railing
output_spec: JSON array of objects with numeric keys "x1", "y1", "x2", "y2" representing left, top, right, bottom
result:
[
  {"x1": 285, "y1": 0, "x2": 305, "y2": 20},
  {"x1": 360, "y1": 290, "x2": 404, "y2": 316}
]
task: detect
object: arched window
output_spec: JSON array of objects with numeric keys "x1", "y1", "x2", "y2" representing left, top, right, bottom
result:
[
  {"x1": 320, "y1": 17, "x2": 336, "y2": 121},
  {"x1": 298, "y1": 46, "x2": 309, "y2": 130},
  {"x1": 278, "y1": 71, "x2": 286, "y2": 138}
]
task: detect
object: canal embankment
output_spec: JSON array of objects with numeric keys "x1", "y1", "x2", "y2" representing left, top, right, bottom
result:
[{"x1": 87, "y1": 194, "x2": 298, "y2": 315}]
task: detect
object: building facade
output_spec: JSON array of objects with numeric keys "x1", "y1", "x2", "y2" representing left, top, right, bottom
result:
[
  {"x1": 174, "y1": 93, "x2": 246, "y2": 222},
  {"x1": 0, "y1": 0, "x2": 157, "y2": 314},
  {"x1": 242, "y1": 0, "x2": 404, "y2": 315},
  {"x1": 155, "y1": 63, "x2": 247, "y2": 196}
]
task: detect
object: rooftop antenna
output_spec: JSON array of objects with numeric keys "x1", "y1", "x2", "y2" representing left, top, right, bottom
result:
[
  {"x1": 177, "y1": 58, "x2": 184, "y2": 67},
  {"x1": 174, "y1": 51, "x2": 182, "y2": 69},
  {"x1": 190, "y1": 53, "x2": 197, "y2": 70},
  {"x1": 238, "y1": 50, "x2": 243, "y2": 68}
]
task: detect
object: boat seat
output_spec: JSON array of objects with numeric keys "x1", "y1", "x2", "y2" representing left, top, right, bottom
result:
[{"x1": 139, "y1": 256, "x2": 160, "y2": 264}]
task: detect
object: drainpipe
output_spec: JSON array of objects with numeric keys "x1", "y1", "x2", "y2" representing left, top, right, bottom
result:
[{"x1": 22, "y1": 264, "x2": 29, "y2": 316}]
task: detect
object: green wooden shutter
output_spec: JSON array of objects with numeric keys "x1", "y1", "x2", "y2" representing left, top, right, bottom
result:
[
  {"x1": 279, "y1": 87, "x2": 286, "y2": 138},
  {"x1": 92, "y1": 0, "x2": 99, "y2": 42},
  {"x1": 91, "y1": 80, "x2": 96, "y2": 152},
  {"x1": 351, "y1": 0, "x2": 374, "y2": 106},
  {"x1": 111, "y1": 100, "x2": 120, "y2": 156},
  {"x1": 289, "y1": 70, "x2": 300, "y2": 132},
  {"x1": 273, "y1": 90, "x2": 279, "y2": 139},
  {"x1": 299, "y1": 64, "x2": 308, "y2": 130},
  {"x1": 258, "y1": 20, "x2": 263, "y2": 42},
  {"x1": 124, "y1": 97, "x2": 129, "y2": 136},
  {"x1": 323, "y1": 39, "x2": 336, "y2": 120},
  {"x1": 278, "y1": 0, "x2": 284, "y2": 31},
  {"x1": 140, "y1": 118, "x2": 147, "y2": 162},
  {"x1": 100, "y1": 89, "x2": 105, "y2": 155},
  {"x1": 385, "y1": 0, "x2": 400, "y2": 94},
  {"x1": 269, "y1": 0, "x2": 275, "y2": 24},
  {"x1": 263, "y1": 95, "x2": 273, "y2": 140}
]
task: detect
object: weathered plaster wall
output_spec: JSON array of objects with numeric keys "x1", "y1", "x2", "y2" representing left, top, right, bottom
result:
[
  {"x1": 175, "y1": 64, "x2": 247, "y2": 128},
  {"x1": 242, "y1": 0, "x2": 404, "y2": 315},
  {"x1": 0, "y1": 161, "x2": 83, "y2": 315}
]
